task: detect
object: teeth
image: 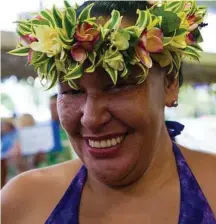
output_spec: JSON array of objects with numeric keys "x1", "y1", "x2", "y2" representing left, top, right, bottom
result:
[
  {"x1": 107, "y1": 139, "x2": 111, "y2": 147},
  {"x1": 111, "y1": 138, "x2": 117, "y2": 146},
  {"x1": 88, "y1": 136, "x2": 124, "y2": 149}
]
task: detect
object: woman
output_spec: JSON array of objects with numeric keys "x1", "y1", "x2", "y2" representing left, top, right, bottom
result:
[{"x1": 2, "y1": 1, "x2": 216, "y2": 223}]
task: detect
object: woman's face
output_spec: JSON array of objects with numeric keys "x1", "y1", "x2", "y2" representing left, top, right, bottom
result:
[{"x1": 57, "y1": 64, "x2": 173, "y2": 186}]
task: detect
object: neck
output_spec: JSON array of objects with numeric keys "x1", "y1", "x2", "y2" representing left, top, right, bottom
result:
[{"x1": 85, "y1": 125, "x2": 177, "y2": 200}]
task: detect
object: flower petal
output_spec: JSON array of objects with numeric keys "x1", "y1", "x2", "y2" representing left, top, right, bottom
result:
[
  {"x1": 135, "y1": 46, "x2": 152, "y2": 68},
  {"x1": 81, "y1": 41, "x2": 94, "y2": 51},
  {"x1": 71, "y1": 44, "x2": 87, "y2": 62},
  {"x1": 147, "y1": 28, "x2": 163, "y2": 39},
  {"x1": 140, "y1": 31, "x2": 147, "y2": 48},
  {"x1": 146, "y1": 36, "x2": 163, "y2": 53},
  {"x1": 86, "y1": 28, "x2": 99, "y2": 37}
]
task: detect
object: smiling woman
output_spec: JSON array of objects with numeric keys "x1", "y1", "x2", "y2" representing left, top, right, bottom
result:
[{"x1": 2, "y1": 1, "x2": 216, "y2": 224}]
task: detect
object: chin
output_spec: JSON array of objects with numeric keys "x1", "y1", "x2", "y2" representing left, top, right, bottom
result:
[{"x1": 79, "y1": 133, "x2": 147, "y2": 187}]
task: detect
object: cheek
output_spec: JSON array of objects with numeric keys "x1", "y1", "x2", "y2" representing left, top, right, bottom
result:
[
  {"x1": 57, "y1": 95, "x2": 83, "y2": 133},
  {"x1": 108, "y1": 89, "x2": 154, "y2": 128}
]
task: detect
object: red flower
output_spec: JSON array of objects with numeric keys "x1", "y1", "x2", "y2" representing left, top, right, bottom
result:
[
  {"x1": 186, "y1": 33, "x2": 196, "y2": 45},
  {"x1": 187, "y1": 15, "x2": 196, "y2": 26}
]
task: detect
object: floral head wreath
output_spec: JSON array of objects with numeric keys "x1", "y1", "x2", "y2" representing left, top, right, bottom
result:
[{"x1": 9, "y1": 0, "x2": 207, "y2": 89}]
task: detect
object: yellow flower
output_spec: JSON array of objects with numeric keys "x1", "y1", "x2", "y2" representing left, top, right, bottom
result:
[{"x1": 30, "y1": 26, "x2": 62, "y2": 57}]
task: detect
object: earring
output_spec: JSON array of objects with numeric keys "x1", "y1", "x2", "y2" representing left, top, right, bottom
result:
[{"x1": 171, "y1": 100, "x2": 178, "y2": 107}]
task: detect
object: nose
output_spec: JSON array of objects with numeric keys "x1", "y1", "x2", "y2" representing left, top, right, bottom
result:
[{"x1": 81, "y1": 94, "x2": 112, "y2": 131}]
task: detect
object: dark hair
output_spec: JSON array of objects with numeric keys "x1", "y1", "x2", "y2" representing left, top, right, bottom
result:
[
  {"x1": 77, "y1": 1, "x2": 149, "y2": 17},
  {"x1": 77, "y1": 1, "x2": 183, "y2": 87},
  {"x1": 50, "y1": 93, "x2": 58, "y2": 100}
]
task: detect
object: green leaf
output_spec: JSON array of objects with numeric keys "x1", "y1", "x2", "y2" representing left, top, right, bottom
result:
[
  {"x1": 66, "y1": 8, "x2": 76, "y2": 26},
  {"x1": 58, "y1": 32, "x2": 73, "y2": 49},
  {"x1": 8, "y1": 46, "x2": 30, "y2": 56},
  {"x1": 85, "y1": 51, "x2": 97, "y2": 73},
  {"x1": 125, "y1": 26, "x2": 140, "y2": 37},
  {"x1": 164, "y1": 1, "x2": 185, "y2": 13},
  {"x1": 135, "y1": 10, "x2": 150, "y2": 31},
  {"x1": 30, "y1": 19, "x2": 50, "y2": 26},
  {"x1": 120, "y1": 65, "x2": 128, "y2": 78},
  {"x1": 32, "y1": 53, "x2": 48, "y2": 65},
  {"x1": 16, "y1": 29, "x2": 24, "y2": 37},
  {"x1": 191, "y1": 43, "x2": 203, "y2": 51},
  {"x1": 151, "y1": 7, "x2": 181, "y2": 34},
  {"x1": 40, "y1": 10, "x2": 55, "y2": 28},
  {"x1": 171, "y1": 52, "x2": 181, "y2": 72},
  {"x1": 184, "y1": 46, "x2": 200, "y2": 61},
  {"x1": 64, "y1": 63, "x2": 83, "y2": 80},
  {"x1": 136, "y1": 62, "x2": 148, "y2": 84},
  {"x1": 167, "y1": 28, "x2": 187, "y2": 37},
  {"x1": 53, "y1": 5, "x2": 63, "y2": 28},
  {"x1": 64, "y1": 0, "x2": 71, "y2": 8},
  {"x1": 67, "y1": 80, "x2": 79, "y2": 90},
  {"x1": 78, "y1": 3, "x2": 94, "y2": 22},
  {"x1": 105, "y1": 10, "x2": 122, "y2": 30},
  {"x1": 17, "y1": 23, "x2": 31, "y2": 34},
  {"x1": 63, "y1": 11, "x2": 73, "y2": 38},
  {"x1": 161, "y1": 11, "x2": 181, "y2": 34},
  {"x1": 17, "y1": 22, "x2": 31, "y2": 32},
  {"x1": 46, "y1": 70, "x2": 59, "y2": 90},
  {"x1": 104, "y1": 65, "x2": 118, "y2": 84},
  {"x1": 192, "y1": 29, "x2": 203, "y2": 43}
]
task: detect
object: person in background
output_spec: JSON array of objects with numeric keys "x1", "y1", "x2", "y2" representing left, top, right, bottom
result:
[
  {"x1": 8, "y1": 114, "x2": 36, "y2": 174},
  {"x1": 33, "y1": 94, "x2": 74, "y2": 168},
  {"x1": 1, "y1": 119, "x2": 16, "y2": 188}
]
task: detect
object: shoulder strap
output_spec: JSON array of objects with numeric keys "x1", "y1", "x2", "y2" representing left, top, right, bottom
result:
[
  {"x1": 45, "y1": 165, "x2": 87, "y2": 224},
  {"x1": 173, "y1": 144, "x2": 216, "y2": 223}
]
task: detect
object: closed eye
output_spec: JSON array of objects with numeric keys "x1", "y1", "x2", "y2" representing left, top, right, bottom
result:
[{"x1": 61, "y1": 89, "x2": 84, "y2": 95}]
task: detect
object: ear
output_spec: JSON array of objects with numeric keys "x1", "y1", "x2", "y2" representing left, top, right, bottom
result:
[{"x1": 164, "y1": 75, "x2": 179, "y2": 107}]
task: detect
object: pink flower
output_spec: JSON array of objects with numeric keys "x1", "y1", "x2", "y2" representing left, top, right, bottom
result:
[
  {"x1": 70, "y1": 43, "x2": 87, "y2": 62},
  {"x1": 21, "y1": 34, "x2": 38, "y2": 44},
  {"x1": 135, "y1": 28, "x2": 163, "y2": 68},
  {"x1": 36, "y1": 15, "x2": 42, "y2": 20},
  {"x1": 27, "y1": 49, "x2": 33, "y2": 63}
]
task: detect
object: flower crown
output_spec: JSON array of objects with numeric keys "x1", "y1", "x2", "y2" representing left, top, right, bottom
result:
[{"x1": 9, "y1": 0, "x2": 207, "y2": 89}]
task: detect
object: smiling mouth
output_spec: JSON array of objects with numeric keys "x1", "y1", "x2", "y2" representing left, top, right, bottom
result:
[{"x1": 84, "y1": 133, "x2": 127, "y2": 149}]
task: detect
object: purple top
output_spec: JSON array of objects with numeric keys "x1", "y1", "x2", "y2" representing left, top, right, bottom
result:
[{"x1": 45, "y1": 121, "x2": 216, "y2": 224}]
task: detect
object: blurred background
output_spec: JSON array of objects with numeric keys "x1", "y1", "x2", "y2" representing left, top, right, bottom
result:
[{"x1": 1, "y1": 0, "x2": 216, "y2": 187}]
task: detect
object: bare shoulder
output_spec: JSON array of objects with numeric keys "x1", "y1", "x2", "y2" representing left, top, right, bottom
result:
[
  {"x1": 180, "y1": 145, "x2": 216, "y2": 213},
  {"x1": 1, "y1": 159, "x2": 83, "y2": 224}
]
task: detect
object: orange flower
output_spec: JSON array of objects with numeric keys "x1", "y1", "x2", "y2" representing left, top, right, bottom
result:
[
  {"x1": 187, "y1": 14, "x2": 199, "y2": 31},
  {"x1": 75, "y1": 22, "x2": 99, "y2": 46},
  {"x1": 135, "y1": 28, "x2": 163, "y2": 68},
  {"x1": 71, "y1": 22, "x2": 100, "y2": 62}
]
